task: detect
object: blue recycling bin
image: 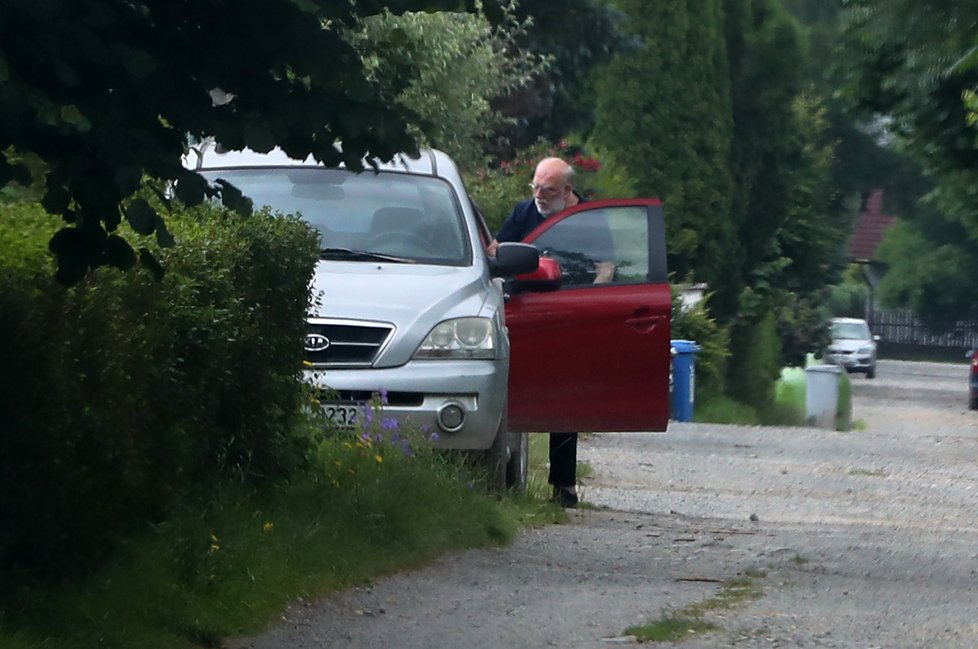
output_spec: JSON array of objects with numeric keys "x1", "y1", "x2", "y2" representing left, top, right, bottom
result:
[{"x1": 670, "y1": 339, "x2": 701, "y2": 422}]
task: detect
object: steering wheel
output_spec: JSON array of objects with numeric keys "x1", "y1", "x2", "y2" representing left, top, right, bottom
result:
[{"x1": 365, "y1": 230, "x2": 432, "y2": 256}]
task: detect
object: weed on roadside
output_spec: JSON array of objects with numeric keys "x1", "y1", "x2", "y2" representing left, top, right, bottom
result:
[{"x1": 624, "y1": 573, "x2": 765, "y2": 643}]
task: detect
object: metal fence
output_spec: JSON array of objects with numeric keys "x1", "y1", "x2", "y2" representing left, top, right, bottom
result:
[{"x1": 869, "y1": 309, "x2": 978, "y2": 348}]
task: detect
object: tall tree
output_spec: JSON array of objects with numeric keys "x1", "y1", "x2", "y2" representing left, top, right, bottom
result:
[
  {"x1": 590, "y1": 0, "x2": 739, "y2": 316},
  {"x1": 485, "y1": 0, "x2": 623, "y2": 153},
  {"x1": 840, "y1": 0, "x2": 978, "y2": 322},
  {"x1": 0, "y1": 0, "x2": 463, "y2": 284},
  {"x1": 726, "y1": 1, "x2": 847, "y2": 305},
  {"x1": 349, "y1": 4, "x2": 546, "y2": 171}
]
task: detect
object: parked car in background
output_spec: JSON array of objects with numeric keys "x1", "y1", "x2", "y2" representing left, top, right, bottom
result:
[
  {"x1": 825, "y1": 317, "x2": 879, "y2": 379},
  {"x1": 967, "y1": 348, "x2": 978, "y2": 410},
  {"x1": 186, "y1": 144, "x2": 672, "y2": 491}
]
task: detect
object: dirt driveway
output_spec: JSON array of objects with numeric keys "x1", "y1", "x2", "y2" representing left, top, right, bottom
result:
[{"x1": 233, "y1": 360, "x2": 978, "y2": 649}]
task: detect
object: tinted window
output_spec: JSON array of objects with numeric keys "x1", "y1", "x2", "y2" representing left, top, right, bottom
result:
[
  {"x1": 531, "y1": 206, "x2": 652, "y2": 287},
  {"x1": 201, "y1": 168, "x2": 471, "y2": 265}
]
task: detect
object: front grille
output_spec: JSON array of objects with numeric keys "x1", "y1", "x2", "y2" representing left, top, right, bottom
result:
[{"x1": 304, "y1": 319, "x2": 394, "y2": 367}]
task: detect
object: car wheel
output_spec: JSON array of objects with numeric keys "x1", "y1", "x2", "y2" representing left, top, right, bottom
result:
[
  {"x1": 505, "y1": 431, "x2": 529, "y2": 493},
  {"x1": 866, "y1": 364, "x2": 876, "y2": 379}
]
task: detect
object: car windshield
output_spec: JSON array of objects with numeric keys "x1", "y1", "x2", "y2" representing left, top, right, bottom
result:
[
  {"x1": 199, "y1": 167, "x2": 471, "y2": 266},
  {"x1": 831, "y1": 321, "x2": 871, "y2": 340}
]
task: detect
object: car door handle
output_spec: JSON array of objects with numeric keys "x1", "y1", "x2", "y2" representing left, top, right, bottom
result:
[{"x1": 625, "y1": 310, "x2": 667, "y2": 334}]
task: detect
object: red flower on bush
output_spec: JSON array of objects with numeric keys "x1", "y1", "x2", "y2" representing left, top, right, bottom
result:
[{"x1": 572, "y1": 153, "x2": 602, "y2": 174}]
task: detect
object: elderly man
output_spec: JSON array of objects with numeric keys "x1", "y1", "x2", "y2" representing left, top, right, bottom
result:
[
  {"x1": 487, "y1": 157, "x2": 613, "y2": 507},
  {"x1": 488, "y1": 157, "x2": 614, "y2": 283}
]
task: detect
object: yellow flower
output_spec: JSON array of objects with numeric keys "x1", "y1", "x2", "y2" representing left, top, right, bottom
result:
[
  {"x1": 262, "y1": 522, "x2": 274, "y2": 534},
  {"x1": 210, "y1": 543, "x2": 220, "y2": 552},
  {"x1": 374, "y1": 454, "x2": 383, "y2": 464}
]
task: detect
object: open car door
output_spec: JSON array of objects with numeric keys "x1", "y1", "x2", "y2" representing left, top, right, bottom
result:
[{"x1": 505, "y1": 198, "x2": 671, "y2": 432}]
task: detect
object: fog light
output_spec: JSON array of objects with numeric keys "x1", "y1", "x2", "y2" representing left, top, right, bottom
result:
[{"x1": 438, "y1": 404, "x2": 465, "y2": 431}]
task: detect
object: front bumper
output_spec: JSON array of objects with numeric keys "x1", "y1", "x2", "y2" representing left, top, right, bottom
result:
[
  {"x1": 826, "y1": 352, "x2": 874, "y2": 372},
  {"x1": 304, "y1": 359, "x2": 507, "y2": 450}
]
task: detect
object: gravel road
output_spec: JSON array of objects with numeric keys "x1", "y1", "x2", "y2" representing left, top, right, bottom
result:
[{"x1": 232, "y1": 360, "x2": 978, "y2": 649}]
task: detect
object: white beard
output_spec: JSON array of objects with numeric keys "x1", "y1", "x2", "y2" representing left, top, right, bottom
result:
[{"x1": 536, "y1": 194, "x2": 566, "y2": 217}]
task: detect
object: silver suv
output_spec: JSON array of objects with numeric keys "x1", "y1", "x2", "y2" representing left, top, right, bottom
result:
[
  {"x1": 189, "y1": 145, "x2": 540, "y2": 489},
  {"x1": 189, "y1": 145, "x2": 676, "y2": 491}
]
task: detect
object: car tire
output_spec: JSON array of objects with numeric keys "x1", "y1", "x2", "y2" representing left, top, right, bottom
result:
[
  {"x1": 866, "y1": 364, "x2": 876, "y2": 379},
  {"x1": 483, "y1": 413, "x2": 509, "y2": 493},
  {"x1": 505, "y1": 431, "x2": 529, "y2": 493}
]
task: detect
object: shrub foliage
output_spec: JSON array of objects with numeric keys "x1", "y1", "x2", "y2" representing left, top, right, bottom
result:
[{"x1": 0, "y1": 201, "x2": 319, "y2": 587}]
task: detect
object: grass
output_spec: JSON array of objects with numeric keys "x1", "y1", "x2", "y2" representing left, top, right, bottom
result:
[
  {"x1": 2, "y1": 427, "x2": 565, "y2": 649},
  {"x1": 695, "y1": 361, "x2": 853, "y2": 431},
  {"x1": 694, "y1": 394, "x2": 761, "y2": 425},
  {"x1": 624, "y1": 572, "x2": 765, "y2": 643}
]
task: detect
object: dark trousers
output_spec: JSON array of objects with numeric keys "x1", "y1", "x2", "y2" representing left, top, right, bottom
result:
[{"x1": 548, "y1": 432, "x2": 577, "y2": 488}]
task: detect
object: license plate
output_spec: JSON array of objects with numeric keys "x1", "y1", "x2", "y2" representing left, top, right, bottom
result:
[{"x1": 321, "y1": 402, "x2": 361, "y2": 428}]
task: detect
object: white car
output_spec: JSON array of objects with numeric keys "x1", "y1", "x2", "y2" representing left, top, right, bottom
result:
[{"x1": 825, "y1": 317, "x2": 879, "y2": 379}]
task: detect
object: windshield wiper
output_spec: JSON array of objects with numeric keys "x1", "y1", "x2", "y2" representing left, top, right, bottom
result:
[{"x1": 320, "y1": 247, "x2": 415, "y2": 264}]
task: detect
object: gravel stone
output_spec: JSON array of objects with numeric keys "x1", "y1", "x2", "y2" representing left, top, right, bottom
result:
[{"x1": 231, "y1": 360, "x2": 978, "y2": 649}]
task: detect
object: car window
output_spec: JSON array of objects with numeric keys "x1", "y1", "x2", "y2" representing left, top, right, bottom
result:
[
  {"x1": 199, "y1": 167, "x2": 471, "y2": 266},
  {"x1": 831, "y1": 321, "x2": 871, "y2": 340},
  {"x1": 530, "y1": 206, "x2": 652, "y2": 287}
]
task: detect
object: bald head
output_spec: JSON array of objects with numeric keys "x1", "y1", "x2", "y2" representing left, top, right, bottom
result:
[
  {"x1": 531, "y1": 157, "x2": 577, "y2": 216},
  {"x1": 535, "y1": 157, "x2": 574, "y2": 187}
]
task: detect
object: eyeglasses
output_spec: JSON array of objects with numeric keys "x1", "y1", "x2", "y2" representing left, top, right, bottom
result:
[{"x1": 528, "y1": 183, "x2": 563, "y2": 198}]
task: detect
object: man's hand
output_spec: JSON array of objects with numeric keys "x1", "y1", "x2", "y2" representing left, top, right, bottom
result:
[
  {"x1": 594, "y1": 261, "x2": 615, "y2": 284},
  {"x1": 486, "y1": 239, "x2": 500, "y2": 257}
]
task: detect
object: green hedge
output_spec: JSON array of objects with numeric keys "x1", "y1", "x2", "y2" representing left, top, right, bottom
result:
[
  {"x1": 0, "y1": 202, "x2": 319, "y2": 587},
  {"x1": 727, "y1": 313, "x2": 783, "y2": 412}
]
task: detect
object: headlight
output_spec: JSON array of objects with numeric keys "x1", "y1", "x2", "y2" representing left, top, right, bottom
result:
[
  {"x1": 414, "y1": 317, "x2": 496, "y2": 360},
  {"x1": 858, "y1": 345, "x2": 874, "y2": 355}
]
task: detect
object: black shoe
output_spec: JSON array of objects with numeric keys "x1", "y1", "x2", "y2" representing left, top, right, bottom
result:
[{"x1": 552, "y1": 486, "x2": 578, "y2": 508}]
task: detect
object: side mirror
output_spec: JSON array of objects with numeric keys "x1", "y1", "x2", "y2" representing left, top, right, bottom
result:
[
  {"x1": 490, "y1": 242, "x2": 539, "y2": 277},
  {"x1": 509, "y1": 256, "x2": 563, "y2": 293}
]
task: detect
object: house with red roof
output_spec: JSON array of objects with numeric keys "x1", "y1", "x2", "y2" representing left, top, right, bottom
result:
[
  {"x1": 850, "y1": 188, "x2": 895, "y2": 265},
  {"x1": 846, "y1": 188, "x2": 896, "y2": 322}
]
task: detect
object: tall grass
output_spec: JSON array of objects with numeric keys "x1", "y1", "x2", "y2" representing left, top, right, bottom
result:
[{"x1": 2, "y1": 418, "x2": 561, "y2": 649}]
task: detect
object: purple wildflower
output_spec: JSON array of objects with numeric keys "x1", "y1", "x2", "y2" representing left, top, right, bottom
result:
[
  {"x1": 359, "y1": 407, "x2": 374, "y2": 429},
  {"x1": 380, "y1": 417, "x2": 399, "y2": 430},
  {"x1": 429, "y1": 432, "x2": 440, "y2": 443},
  {"x1": 379, "y1": 388, "x2": 389, "y2": 405},
  {"x1": 400, "y1": 439, "x2": 415, "y2": 458}
]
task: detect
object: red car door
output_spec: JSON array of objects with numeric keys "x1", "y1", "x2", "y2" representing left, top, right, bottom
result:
[{"x1": 505, "y1": 198, "x2": 671, "y2": 432}]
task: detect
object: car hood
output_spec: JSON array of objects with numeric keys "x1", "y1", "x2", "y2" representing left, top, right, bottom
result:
[
  {"x1": 307, "y1": 262, "x2": 494, "y2": 369},
  {"x1": 310, "y1": 260, "x2": 489, "y2": 318}
]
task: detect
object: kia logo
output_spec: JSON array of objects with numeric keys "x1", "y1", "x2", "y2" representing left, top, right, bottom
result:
[{"x1": 305, "y1": 334, "x2": 331, "y2": 352}]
